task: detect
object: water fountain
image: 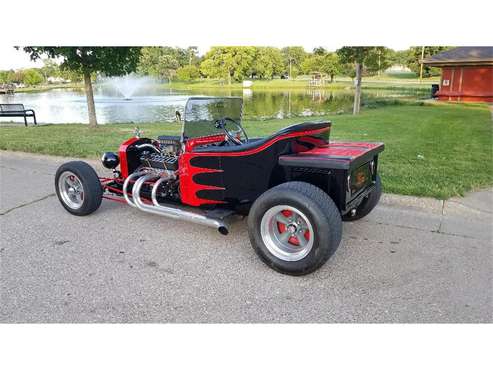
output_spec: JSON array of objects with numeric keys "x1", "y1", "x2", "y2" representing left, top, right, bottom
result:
[{"x1": 100, "y1": 73, "x2": 157, "y2": 100}]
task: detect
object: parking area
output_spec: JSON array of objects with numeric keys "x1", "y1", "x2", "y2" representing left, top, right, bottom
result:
[{"x1": 1, "y1": 151, "x2": 492, "y2": 323}]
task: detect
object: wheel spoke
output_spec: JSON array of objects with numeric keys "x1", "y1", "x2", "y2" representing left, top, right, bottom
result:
[
  {"x1": 278, "y1": 231, "x2": 291, "y2": 243},
  {"x1": 297, "y1": 232, "x2": 308, "y2": 247},
  {"x1": 275, "y1": 213, "x2": 290, "y2": 225}
]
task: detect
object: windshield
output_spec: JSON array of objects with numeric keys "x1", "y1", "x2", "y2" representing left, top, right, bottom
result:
[{"x1": 183, "y1": 97, "x2": 243, "y2": 139}]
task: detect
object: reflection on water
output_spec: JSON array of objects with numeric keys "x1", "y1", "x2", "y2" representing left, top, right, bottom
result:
[{"x1": 0, "y1": 84, "x2": 428, "y2": 124}]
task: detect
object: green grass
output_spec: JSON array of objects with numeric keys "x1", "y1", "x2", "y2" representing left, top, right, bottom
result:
[
  {"x1": 168, "y1": 74, "x2": 438, "y2": 91},
  {"x1": 1, "y1": 103, "x2": 491, "y2": 199},
  {"x1": 15, "y1": 83, "x2": 83, "y2": 93}
]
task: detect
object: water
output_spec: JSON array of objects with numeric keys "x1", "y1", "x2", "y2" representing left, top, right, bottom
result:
[{"x1": 0, "y1": 83, "x2": 428, "y2": 125}]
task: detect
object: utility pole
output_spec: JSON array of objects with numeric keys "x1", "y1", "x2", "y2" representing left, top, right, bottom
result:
[{"x1": 419, "y1": 46, "x2": 425, "y2": 83}]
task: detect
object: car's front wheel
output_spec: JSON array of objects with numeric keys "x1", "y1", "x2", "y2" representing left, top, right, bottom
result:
[
  {"x1": 248, "y1": 181, "x2": 342, "y2": 275},
  {"x1": 55, "y1": 161, "x2": 103, "y2": 216}
]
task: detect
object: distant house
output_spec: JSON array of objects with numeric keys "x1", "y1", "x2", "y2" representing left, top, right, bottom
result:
[
  {"x1": 423, "y1": 47, "x2": 493, "y2": 102},
  {"x1": 385, "y1": 65, "x2": 412, "y2": 73},
  {"x1": 47, "y1": 76, "x2": 71, "y2": 84}
]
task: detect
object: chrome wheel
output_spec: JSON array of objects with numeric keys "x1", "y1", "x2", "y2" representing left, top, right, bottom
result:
[
  {"x1": 58, "y1": 171, "x2": 84, "y2": 209},
  {"x1": 260, "y1": 205, "x2": 314, "y2": 261}
]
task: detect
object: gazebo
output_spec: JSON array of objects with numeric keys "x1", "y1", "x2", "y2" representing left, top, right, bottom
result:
[{"x1": 423, "y1": 47, "x2": 493, "y2": 102}]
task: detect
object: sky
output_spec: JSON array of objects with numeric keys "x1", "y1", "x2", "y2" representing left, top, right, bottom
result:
[{"x1": 0, "y1": 45, "x2": 414, "y2": 71}]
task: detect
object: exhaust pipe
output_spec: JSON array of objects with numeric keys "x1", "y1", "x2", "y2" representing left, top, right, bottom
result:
[{"x1": 125, "y1": 173, "x2": 229, "y2": 235}]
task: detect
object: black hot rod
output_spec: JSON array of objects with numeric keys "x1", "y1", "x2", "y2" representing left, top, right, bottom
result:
[{"x1": 55, "y1": 97, "x2": 384, "y2": 275}]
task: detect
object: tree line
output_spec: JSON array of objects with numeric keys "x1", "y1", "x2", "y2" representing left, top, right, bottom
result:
[
  {"x1": 137, "y1": 46, "x2": 448, "y2": 84},
  {"x1": 2, "y1": 46, "x2": 447, "y2": 87},
  {"x1": 13, "y1": 46, "x2": 448, "y2": 126}
]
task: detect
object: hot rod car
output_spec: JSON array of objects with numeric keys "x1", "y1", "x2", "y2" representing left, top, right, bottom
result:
[{"x1": 55, "y1": 97, "x2": 384, "y2": 275}]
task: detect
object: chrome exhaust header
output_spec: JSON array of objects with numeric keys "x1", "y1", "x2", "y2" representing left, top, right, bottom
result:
[{"x1": 124, "y1": 172, "x2": 229, "y2": 235}]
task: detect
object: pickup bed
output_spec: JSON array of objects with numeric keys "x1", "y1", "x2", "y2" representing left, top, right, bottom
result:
[{"x1": 280, "y1": 141, "x2": 385, "y2": 214}]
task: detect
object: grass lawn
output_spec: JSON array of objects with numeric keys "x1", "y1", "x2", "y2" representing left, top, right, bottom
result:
[
  {"x1": 167, "y1": 73, "x2": 438, "y2": 91},
  {"x1": 1, "y1": 103, "x2": 491, "y2": 199},
  {"x1": 13, "y1": 74, "x2": 438, "y2": 94}
]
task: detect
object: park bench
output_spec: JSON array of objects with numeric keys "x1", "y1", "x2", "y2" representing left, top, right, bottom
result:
[{"x1": 0, "y1": 104, "x2": 37, "y2": 126}]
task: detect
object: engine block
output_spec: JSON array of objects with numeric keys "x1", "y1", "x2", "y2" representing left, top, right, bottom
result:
[{"x1": 140, "y1": 152, "x2": 178, "y2": 171}]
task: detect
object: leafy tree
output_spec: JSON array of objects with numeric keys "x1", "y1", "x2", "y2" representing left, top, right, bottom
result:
[
  {"x1": 23, "y1": 69, "x2": 44, "y2": 86},
  {"x1": 0, "y1": 70, "x2": 14, "y2": 83},
  {"x1": 301, "y1": 52, "x2": 341, "y2": 81},
  {"x1": 251, "y1": 47, "x2": 284, "y2": 79},
  {"x1": 407, "y1": 46, "x2": 450, "y2": 77},
  {"x1": 281, "y1": 47, "x2": 307, "y2": 78},
  {"x1": 364, "y1": 47, "x2": 392, "y2": 75},
  {"x1": 138, "y1": 47, "x2": 181, "y2": 81},
  {"x1": 312, "y1": 47, "x2": 327, "y2": 56},
  {"x1": 200, "y1": 47, "x2": 256, "y2": 84},
  {"x1": 388, "y1": 49, "x2": 411, "y2": 67},
  {"x1": 21, "y1": 47, "x2": 141, "y2": 127},
  {"x1": 185, "y1": 46, "x2": 200, "y2": 66},
  {"x1": 12, "y1": 70, "x2": 26, "y2": 84},
  {"x1": 337, "y1": 47, "x2": 387, "y2": 114},
  {"x1": 40, "y1": 59, "x2": 60, "y2": 80},
  {"x1": 176, "y1": 65, "x2": 200, "y2": 81}
]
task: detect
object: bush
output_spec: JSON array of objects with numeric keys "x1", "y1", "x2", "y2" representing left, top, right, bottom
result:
[
  {"x1": 23, "y1": 69, "x2": 44, "y2": 86},
  {"x1": 176, "y1": 65, "x2": 200, "y2": 81}
]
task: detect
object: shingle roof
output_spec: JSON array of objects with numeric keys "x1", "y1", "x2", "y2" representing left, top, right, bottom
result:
[{"x1": 422, "y1": 47, "x2": 493, "y2": 66}]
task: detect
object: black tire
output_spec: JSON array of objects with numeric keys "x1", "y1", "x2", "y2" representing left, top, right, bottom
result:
[
  {"x1": 343, "y1": 175, "x2": 382, "y2": 222},
  {"x1": 55, "y1": 161, "x2": 103, "y2": 216},
  {"x1": 248, "y1": 181, "x2": 342, "y2": 275}
]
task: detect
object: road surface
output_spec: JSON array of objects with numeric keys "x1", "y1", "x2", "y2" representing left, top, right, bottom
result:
[{"x1": 1, "y1": 151, "x2": 491, "y2": 322}]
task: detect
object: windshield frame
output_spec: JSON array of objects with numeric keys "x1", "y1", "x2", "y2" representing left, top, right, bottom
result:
[{"x1": 181, "y1": 96, "x2": 244, "y2": 141}]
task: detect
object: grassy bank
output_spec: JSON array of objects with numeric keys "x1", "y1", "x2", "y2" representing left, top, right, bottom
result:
[
  {"x1": 14, "y1": 83, "x2": 83, "y2": 93},
  {"x1": 168, "y1": 74, "x2": 439, "y2": 91},
  {"x1": 1, "y1": 103, "x2": 491, "y2": 199}
]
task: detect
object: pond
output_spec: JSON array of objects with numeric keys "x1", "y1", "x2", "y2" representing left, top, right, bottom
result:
[{"x1": 0, "y1": 84, "x2": 429, "y2": 124}]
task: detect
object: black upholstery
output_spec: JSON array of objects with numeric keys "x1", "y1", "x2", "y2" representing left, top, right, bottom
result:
[{"x1": 192, "y1": 121, "x2": 331, "y2": 153}]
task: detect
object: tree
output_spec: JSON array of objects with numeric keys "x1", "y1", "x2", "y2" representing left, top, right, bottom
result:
[
  {"x1": 40, "y1": 59, "x2": 60, "y2": 80},
  {"x1": 312, "y1": 47, "x2": 327, "y2": 56},
  {"x1": 23, "y1": 69, "x2": 44, "y2": 86},
  {"x1": 364, "y1": 47, "x2": 392, "y2": 75},
  {"x1": 388, "y1": 49, "x2": 411, "y2": 67},
  {"x1": 138, "y1": 47, "x2": 181, "y2": 81},
  {"x1": 21, "y1": 47, "x2": 141, "y2": 127},
  {"x1": 406, "y1": 46, "x2": 450, "y2": 78},
  {"x1": 281, "y1": 47, "x2": 307, "y2": 78},
  {"x1": 185, "y1": 46, "x2": 200, "y2": 66},
  {"x1": 301, "y1": 52, "x2": 341, "y2": 82},
  {"x1": 251, "y1": 47, "x2": 284, "y2": 79},
  {"x1": 0, "y1": 70, "x2": 15, "y2": 84},
  {"x1": 336, "y1": 47, "x2": 387, "y2": 114},
  {"x1": 200, "y1": 47, "x2": 256, "y2": 84},
  {"x1": 176, "y1": 65, "x2": 200, "y2": 81}
]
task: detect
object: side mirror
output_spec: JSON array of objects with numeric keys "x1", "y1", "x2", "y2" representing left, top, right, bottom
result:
[{"x1": 175, "y1": 111, "x2": 182, "y2": 123}]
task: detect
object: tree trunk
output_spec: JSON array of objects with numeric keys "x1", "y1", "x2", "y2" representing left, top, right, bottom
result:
[
  {"x1": 353, "y1": 62, "x2": 363, "y2": 115},
  {"x1": 84, "y1": 72, "x2": 97, "y2": 127}
]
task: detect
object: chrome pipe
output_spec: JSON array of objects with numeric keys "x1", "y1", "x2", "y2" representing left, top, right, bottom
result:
[
  {"x1": 132, "y1": 173, "x2": 229, "y2": 235},
  {"x1": 123, "y1": 171, "x2": 147, "y2": 208},
  {"x1": 135, "y1": 143, "x2": 161, "y2": 154},
  {"x1": 151, "y1": 176, "x2": 168, "y2": 207}
]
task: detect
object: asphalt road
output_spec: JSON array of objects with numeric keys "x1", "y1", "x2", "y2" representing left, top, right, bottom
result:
[{"x1": 1, "y1": 151, "x2": 492, "y2": 323}]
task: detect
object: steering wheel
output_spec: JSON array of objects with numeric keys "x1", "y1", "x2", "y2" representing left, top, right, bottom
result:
[{"x1": 215, "y1": 117, "x2": 249, "y2": 146}]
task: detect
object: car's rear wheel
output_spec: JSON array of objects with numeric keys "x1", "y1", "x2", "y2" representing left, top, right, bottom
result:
[
  {"x1": 55, "y1": 161, "x2": 103, "y2": 216},
  {"x1": 248, "y1": 181, "x2": 342, "y2": 275},
  {"x1": 343, "y1": 175, "x2": 382, "y2": 222}
]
